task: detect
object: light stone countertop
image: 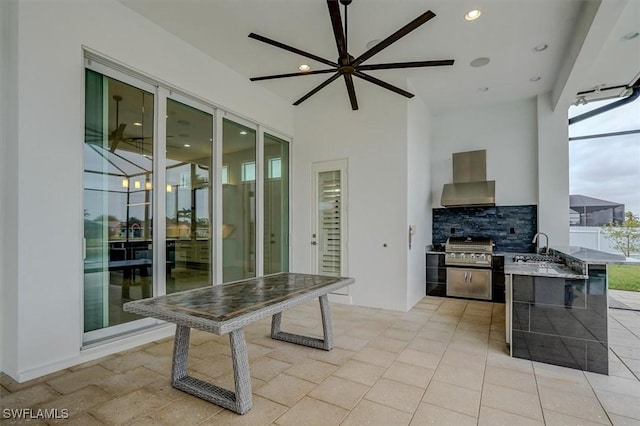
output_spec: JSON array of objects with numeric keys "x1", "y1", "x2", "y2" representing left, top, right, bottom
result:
[
  {"x1": 503, "y1": 256, "x2": 588, "y2": 279},
  {"x1": 427, "y1": 244, "x2": 626, "y2": 279}
]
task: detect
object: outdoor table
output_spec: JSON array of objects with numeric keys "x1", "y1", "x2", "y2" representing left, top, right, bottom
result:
[{"x1": 123, "y1": 272, "x2": 354, "y2": 414}]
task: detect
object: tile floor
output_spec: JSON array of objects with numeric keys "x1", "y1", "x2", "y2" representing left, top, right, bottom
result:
[
  {"x1": 610, "y1": 289, "x2": 640, "y2": 311},
  {"x1": 1, "y1": 296, "x2": 640, "y2": 425}
]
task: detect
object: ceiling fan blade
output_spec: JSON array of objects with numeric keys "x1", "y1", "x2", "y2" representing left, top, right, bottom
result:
[
  {"x1": 293, "y1": 72, "x2": 341, "y2": 106},
  {"x1": 327, "y1": 0, "x2": 348, "y2": 63},
  {"x1": 353, "y1": 10, "x2": 436, "y2": 67},
  {"x1": 359, "y1": 59, "x2": 454, "y2": 71},
  {"x1": 250, "y1": 68, "x2": 337, "y2": 81},
  {"x1": 109, "y1": 123, "x2": 126, "y2": 141},
  {"x1": 110, "y1": 139, "x2": 122, "y2": 153},
  {"x1": 343, "y1": 74, "x2": 359, "y2": 110},
  {"x1": 353, "y1": 71, "x2": 414, "y2": 98},
  {"x1": 249, "y1": 33, "x2": 338, "y2": 68},
  {"x1": 109, "y1": 123, "x2": 127, "y2": 153}
]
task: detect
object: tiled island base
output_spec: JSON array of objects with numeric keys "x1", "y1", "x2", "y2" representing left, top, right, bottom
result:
[{"x1": 511, "y1": 265, "x2": 608, "y2": 374}]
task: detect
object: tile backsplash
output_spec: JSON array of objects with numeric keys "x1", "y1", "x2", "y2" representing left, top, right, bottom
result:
[{"x1": 432, "y1": 205, "x2": 537, "y2": 253}]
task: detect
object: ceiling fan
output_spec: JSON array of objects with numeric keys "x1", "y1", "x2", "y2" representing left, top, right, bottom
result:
[
  {"x1": 108, "y1": 95, "x2": 159, "y2": 153},
  {"x1": 109, "y1": 95, "x2": 127, "y2": 153},
  {"x1": 248, "y1": 0, "x2": 454, "y2": 110}
]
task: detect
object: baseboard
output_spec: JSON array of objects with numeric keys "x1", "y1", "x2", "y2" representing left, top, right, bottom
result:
[{"x1": 13, "y1": 324, "x2": 175, "y2": 383}]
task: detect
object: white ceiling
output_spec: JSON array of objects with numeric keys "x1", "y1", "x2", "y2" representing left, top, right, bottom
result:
[{"x1": 119, "y1": 0, "x2": 639, "y2": 114}]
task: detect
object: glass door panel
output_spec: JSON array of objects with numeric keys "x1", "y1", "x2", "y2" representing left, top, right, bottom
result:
[
  {"x1": 166, "y1": 98, "x2": 213, "y2": 293},
  {"x1": 311, "y1": 159, "x2": 348, "y2": 296},
  {"x1": 316, "y1": 170, "x2": 342, "y2": 276},
  {"x1": 83, "y1": 70, "x2": 154, "y2": 333},
  {"x1": 222, "y1": 118, "x2": 256, "y2": 282},
  {"x1": 264, "y1": 133, "x2": 289, "y2": 274}
]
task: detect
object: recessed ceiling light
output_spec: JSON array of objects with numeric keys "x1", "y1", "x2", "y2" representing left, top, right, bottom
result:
[
  {"x1": 133, "y1": 122, "x2": 142, "y2": 127},
  {"x1": 298, "y1": 64, "x2": 311, "y2": 72},
  {"x1": 470, "y1": 57, "x2": 490, "y2": 67},
  {"x1": 478, "y1": 87, "x2": 489, "y2": 92},
  {"x1": 183, "y1": 144, "x2": 191, "y2": 148},
  {"x1": 464, "y1": 9, "x2": 481, "y2": 21},
  {"x1": 240, "y1": 131, "x2": 248, "y2": 135},
  {"x1": 622, "y1": 31, "x2": 639, "y2": 41},
  {"x1": 533, "y1": 43, "x2": 548, "y2": 52},
  {"x1": 530, "y1": 76, "x2": 541, "y2": 82}
]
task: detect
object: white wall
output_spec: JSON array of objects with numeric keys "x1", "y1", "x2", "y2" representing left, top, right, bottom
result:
[
  {"x1": 431, "y1": 98, "x2": 539, "y2": 209},
  {"x1": 5, "y1": 0, "x2": 293, "y2": 381},
  {"x1": 537, "y1": 93, "x2": 570, "y2": 245},
  {"x1": 0, "y1": 0, "x2": 6, "y2": 377},
  {"x1": 430, "y1": 96, "x2": 571, "y2": 247},
  {"x1": 406, "y1": 87, "x2": 431, "y2": 310},
  {"x1": 292, "y1": 83, "x2": 409, "y2": 311},
  {"x1": 1, "y1": 0, "x2": 19, "y2": 377}
]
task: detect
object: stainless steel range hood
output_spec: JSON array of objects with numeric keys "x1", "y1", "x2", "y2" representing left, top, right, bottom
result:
[{"x1": 441, "y1": 150, "x2": 495, "y2": 207}]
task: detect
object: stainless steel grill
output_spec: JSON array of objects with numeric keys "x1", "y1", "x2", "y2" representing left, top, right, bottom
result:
[
  {"x1": 444, "y1": 236, "x2": 494, "y2": 301},
  {"x1": 444, "y1": 237, "x2": 493, "y2": 267}
]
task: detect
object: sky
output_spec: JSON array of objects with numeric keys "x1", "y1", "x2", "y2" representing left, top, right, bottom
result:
[{"x1": 568, "y1": 96, "x2": 640, "y2": 217}]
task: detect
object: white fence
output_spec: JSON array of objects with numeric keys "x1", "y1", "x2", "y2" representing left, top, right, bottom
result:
[{"x1": 570, "y1": 226, "x2": 639, "y2": 259}]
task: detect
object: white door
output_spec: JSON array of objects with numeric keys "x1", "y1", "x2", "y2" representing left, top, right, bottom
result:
[{"x1": 311, "y1": 160, "x2": 348, "y2": 294}]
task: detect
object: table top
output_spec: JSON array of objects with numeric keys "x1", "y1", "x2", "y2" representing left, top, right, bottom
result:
[{"x1": 123, "y1": 273, "x2": 354, "y2": 334}]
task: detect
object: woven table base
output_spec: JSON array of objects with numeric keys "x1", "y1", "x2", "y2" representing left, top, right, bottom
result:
[{"x1": 170, "y1": 295, "x2": 334, "y2": 414}]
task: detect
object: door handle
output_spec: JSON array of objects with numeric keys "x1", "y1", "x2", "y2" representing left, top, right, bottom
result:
[{"x1": 311, "y1": 241, "x2": 317, "y2": 245}]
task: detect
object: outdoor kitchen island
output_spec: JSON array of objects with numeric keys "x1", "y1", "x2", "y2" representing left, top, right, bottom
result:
[{"x1": 505, "y1": 246, "x2": 626, "y2": 375}]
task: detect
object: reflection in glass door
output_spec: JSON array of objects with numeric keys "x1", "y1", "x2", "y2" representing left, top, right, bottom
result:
[
  {"x1": 83, "y1": 59, "x2": 295, "y2": 345},
  {"x1": 264, "y1": 133, "x2": 289, "y2": 274},
  {"x1": 83, "y1": 69, "x2": 155, "y2": 335},
  {"x1": 222, "y1": 118, "x2": 256, "y2": 282},
  {"x1": 166, "y1": 98, "x2": 213, "y2": 293}
]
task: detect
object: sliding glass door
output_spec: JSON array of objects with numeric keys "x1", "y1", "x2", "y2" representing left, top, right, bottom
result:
[
  {"x1": 264, "y1": 133, "x2": 289, "y2": 274},
  {"x1": 222, "y1": 118, "x2": 257, "y2": 282},
  {"x1": 83, "y1": 57, "x2": 292, "y2": 343},
  {"x1": 83, "y1": 69, "x2": 155, "y2": 335},
  {"x1": 165, "y1": 98, "x2": 214, "y2": 293}
]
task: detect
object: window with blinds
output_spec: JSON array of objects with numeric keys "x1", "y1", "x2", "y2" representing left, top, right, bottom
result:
[{"x1": 317, "y1": 170, "x2": 342, "y2": 276}]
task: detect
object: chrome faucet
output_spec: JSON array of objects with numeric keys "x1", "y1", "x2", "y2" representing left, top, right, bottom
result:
[{"x1": 532, "y1": 232, "x2": 549, "y2": 254}]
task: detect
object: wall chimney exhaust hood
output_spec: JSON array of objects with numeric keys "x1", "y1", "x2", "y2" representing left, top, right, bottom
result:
[{"x1": 441, "y1": 150, "x2": 495, "y2": 207}]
